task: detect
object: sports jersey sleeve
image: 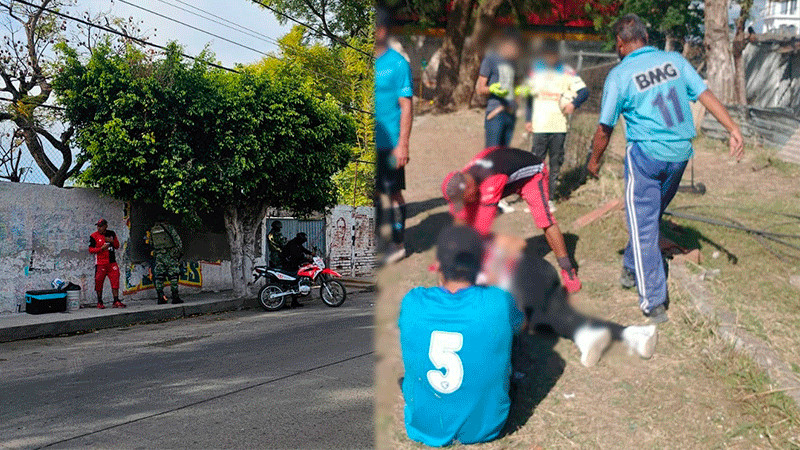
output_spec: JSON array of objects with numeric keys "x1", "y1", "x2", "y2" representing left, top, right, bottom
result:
[
  {"x1": 109, "y1": 231, "x2": 120, "y2": 249},
  {"x1": 89, "y1": 236, "x2": 100, "y2": 253},
  {"x1": 479, "y1": 54, "x2": 494, "y2": 79},
  {"x1": 677, "y1": 54, "x2": 707, "y2": 101},
  {"x1": 471, "y1": 174, "x2": 507, "y2": 236},
  {"x1": 598, "y1": 71, "x2": 622, "y2": 128},
  {"x1": 397, "y1": 58, "x2": 413, "y2": 99}
]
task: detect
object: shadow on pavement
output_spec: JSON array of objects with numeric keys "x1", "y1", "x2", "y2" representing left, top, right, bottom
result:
[
  {"x1": 503, "y1": 330, "x2": 565, "y2": 437},
  {"x1": 405, "y1": 197, "x2": 449, "y2": 221}
]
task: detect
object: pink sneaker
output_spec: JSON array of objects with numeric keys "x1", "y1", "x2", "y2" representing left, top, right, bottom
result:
[{"x1": 561, "y1": 268, "x2": 582, "y2": 293}]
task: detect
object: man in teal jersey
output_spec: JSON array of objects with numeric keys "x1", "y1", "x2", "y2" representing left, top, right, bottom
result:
[
  {"x1": 374, "y1": 7, "x2": 413, "y2": 264},
  {"x1": 588, "y1": 14, "x2": 744, "y2": 323},
  {"x1": 399, "y1": 225, "x2": 524, "y2": 446}
]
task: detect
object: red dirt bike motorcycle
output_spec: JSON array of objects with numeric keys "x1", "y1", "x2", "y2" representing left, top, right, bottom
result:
[{"x1": 252, "y1": 255, "x2": 347, "y2": 311}]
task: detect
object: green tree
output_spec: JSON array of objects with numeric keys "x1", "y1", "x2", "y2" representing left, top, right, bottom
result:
[
  {"x1": 253, "y1": 26, "x2": 374, "y2": 206},
  {"x1": 53, "y1": 42, "x2": 355, "y2": 297},
  {"x1": 589, "y1": 0, "x2": 702, "y2": 51},
  {"x1": 253, "y1": 0, "x2": 373, "y2": 41}
]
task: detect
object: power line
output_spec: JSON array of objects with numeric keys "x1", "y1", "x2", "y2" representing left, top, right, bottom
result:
[
  {"x1": 114, "y1": 0, "x2": 355, "y2": 93},
  {"x1": 249, "y1": 0, "x2": 374, "y2": 59},
  {"x1": 158, "y1": 0, "x2": 275, "y2": 44},
  {"x1": 115, "y1": 0, "x2": 269, "y2": 57},
  {"x1": 6, "y1": 0, "x2": 373, "y2": 116},
  {"x1": 6, "y1": 0, "x2": 239, "y2": 73}
]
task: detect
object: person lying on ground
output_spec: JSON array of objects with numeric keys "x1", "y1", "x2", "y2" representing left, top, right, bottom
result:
[{"x1": 442, "y1": 146, "x2": 581, "y2": 292}]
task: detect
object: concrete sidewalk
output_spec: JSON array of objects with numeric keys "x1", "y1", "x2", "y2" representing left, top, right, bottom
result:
[
  {"x1": 0, "y1": 278, "x2": 376, "y2": 343},
  {"x1": 0, "y1": 290, "x2": 247, "y2": 343}
]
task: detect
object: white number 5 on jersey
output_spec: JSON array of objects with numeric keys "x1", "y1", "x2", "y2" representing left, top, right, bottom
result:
[{"x1": 426, "y1": 331, "x2": 464, "y2": 394}]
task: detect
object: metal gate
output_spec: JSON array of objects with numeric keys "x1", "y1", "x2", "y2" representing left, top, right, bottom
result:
[{"x1": 261, "y1": 217, "x2": 326, "y2": 263}]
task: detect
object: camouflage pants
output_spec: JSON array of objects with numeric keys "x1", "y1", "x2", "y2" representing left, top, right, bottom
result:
[{"x1": 153, "y1": 253, "x2": 181, "y2": 296}]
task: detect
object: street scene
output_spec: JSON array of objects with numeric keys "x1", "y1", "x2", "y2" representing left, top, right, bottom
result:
[
  {"x1": 374, "y1": 1, "x2": 800, "y2": 448},
  {"x1": 1, "y1": 295, "x2": 374, "y2": 448}
]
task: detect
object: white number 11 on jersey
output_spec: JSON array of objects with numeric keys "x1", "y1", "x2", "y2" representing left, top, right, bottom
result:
[{"x1": 427, "y1": 331, "x2": 464, "y2": 394}]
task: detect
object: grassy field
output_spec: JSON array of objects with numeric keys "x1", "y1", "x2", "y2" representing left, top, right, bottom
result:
[{"x1": 375, "y1": 109, "x2": 800, "y2": 449}]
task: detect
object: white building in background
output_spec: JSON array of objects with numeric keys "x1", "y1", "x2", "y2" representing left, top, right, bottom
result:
[{"x1": 761, "y1": 0, "x2": 800, "y2": 35}]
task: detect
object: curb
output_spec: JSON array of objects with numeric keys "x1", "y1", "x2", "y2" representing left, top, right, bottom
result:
[
  {"x1": 0, "y1": 296, "x2": 257, "y2": 343},
  {"x1": 672, "y1": 263, "x2": 800, "y2": 407}
]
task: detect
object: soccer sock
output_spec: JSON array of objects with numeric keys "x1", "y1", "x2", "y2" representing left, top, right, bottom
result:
[
  {"x1": 557, "y1": 256, "x2": 574, "y2": 272},
  {"x1": 391, "y1": 204, "x2": 407, "y2": 244}
]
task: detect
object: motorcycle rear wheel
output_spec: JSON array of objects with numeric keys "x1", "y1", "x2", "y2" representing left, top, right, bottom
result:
[
  {"x1": 259, "y1": 284, "x2": 286, "y2": 311},
  {"x1": 320, "y1": 280, "x2": 346, "y2": 307}
]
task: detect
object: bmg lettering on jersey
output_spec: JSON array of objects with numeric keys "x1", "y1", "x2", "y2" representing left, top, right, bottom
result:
[{"x1": 633, "y1": 62, "x2": 680, "y2": 92}]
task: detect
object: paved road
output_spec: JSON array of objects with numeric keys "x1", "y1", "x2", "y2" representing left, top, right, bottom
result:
[{"x1": 0, "y1": 293, "x2": 375, "y2": 449}]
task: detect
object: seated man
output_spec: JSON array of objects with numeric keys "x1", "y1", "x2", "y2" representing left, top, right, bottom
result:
[
  {"x1": 281, "y1": 232, "x2": 313, "y2": 271},
  {"x1": 399, "y1": 225, "x2": 524, "y2": 447},
  {"x1": 442, "y1": 146, "x2": 581, "y2": 292}
]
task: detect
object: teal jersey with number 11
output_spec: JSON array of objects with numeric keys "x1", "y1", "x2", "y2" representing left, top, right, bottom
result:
[
  {"x1": 599, "y1": 46, "x2": 708, "y2": 162},
  {"x1": 398, "y1": 285, "x2": 524, "y2": 447}
]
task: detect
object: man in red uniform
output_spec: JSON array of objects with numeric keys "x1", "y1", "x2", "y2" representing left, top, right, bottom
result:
[
  {"x1": 89, "y1": 219, "x2": 126, "y2": 309},
  {"x1": 442, "y1": 147, "x2": 581, "y2": 292}
]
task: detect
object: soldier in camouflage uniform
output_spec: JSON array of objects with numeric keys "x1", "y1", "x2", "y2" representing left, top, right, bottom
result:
[
  {"x1": 147, "y1": 221, "x2": 184, "y2": 304},
  {"x1": 267, "y1": 220, "x2": 286, "y2": 268}
]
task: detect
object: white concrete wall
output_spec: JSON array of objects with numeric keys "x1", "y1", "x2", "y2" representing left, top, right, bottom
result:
[{"x1": 0, "y1": 183, "x2": 233, "y2": 313}]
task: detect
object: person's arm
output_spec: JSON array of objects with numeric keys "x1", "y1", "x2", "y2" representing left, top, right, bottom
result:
[
  {"x1": 394, "y1": 96, "x2": 412, "y2": 167},
  {"x1": 588, "y1": 124, "x2": 613, "y2": 177},
  {"x1": 697, "y1": 90, "x2": 745, "y2": 161},
  {"x1": 475, "y1": 75, "x2": 491, "y2": 97},
  {"x1": 110, "y1": 232, "x2": 120, "y2": 250},
  {"x1": 88, "y1": 236, "x2": 101, "y2": 253},
  {"x1": 525, "y1": 95, "x2": 533, "y2": 132},
  {"x1": 168, "y1": 226, "x2": 183, "y2": 250},
  {"x1": 471, "y1": 175, "x2": 507, "y2": 236}
]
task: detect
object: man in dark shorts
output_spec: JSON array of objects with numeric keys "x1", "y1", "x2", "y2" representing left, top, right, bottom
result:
[
  {"x1": 442, "y1": 147, "x2": 582, "y2": 292},
  {"x1": 374, "y1": 7, "x2": 413, "y2": 263},
  {"x1": 89, "y1": 219, "x2": 126, "y2": 309}
]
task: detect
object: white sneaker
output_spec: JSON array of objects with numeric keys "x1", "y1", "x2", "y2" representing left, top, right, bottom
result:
[
  {"x1": 622, "y1": 325, "x2": 658, "y2": 359},
  {"x1": 548, "y1": 200, "x2": 557, "y2": 213},
  {"x1": 384, "y1": 244, "x2": 406, "y2": 265},
  {"x1": 498, "y1": 199, "x2": 515, "y2": 213},
  {"x1": 573, "y1": 325, "x2": 611, "y2": 367}
]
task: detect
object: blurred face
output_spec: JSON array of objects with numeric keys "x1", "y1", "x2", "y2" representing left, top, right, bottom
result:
[
  {"x1": 97, "y1": 224, "x2": 107, "y2": 234},
  {"x1": 462, "y1": 174, "x2": 479, "y2": 204},
  {"x1": 375, "y1": 25, "x2": 388, "y2": 48},
  {"x1": 543, "y1": 52, "x2": 559, "y2": 67},
  {"x1": 498, "y1": 40, "x2": 520, "y2": 61}
]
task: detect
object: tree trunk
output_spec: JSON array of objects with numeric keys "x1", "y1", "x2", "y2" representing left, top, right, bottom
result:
[
  {"x1": 450, "y1": 0, "x2": 505, "y2": 108},
  {"x1": 223, "y1": 203, "x2": 268, "y2": 299},
  {"x1": 664, "y1": 33, "x2": 677, "y2": 52},
  {"x1": 433, "y1": 0, "x2": 476, "y2": 110},
  {"x1": 704, "y1": 0, "x2": 736, "y2": 104},
  {"x1": 732, "y1": 16, "x2": 749, "y2": 105}
]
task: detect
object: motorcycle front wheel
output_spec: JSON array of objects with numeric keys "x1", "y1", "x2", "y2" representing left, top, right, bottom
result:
[
  {"x1": 320, "y1": 280, "x2": 346, "y2": 307},
  {"x1": 259, "y1": 284, "x2": 286, "y2": 311}
]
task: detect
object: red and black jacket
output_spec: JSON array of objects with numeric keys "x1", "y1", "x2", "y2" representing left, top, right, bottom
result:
[{"x1": 89, "y1": 230, "x2": 120, "y2": 265}]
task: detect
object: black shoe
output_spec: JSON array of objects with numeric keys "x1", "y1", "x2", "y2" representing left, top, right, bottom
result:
[
  {"x1": 620, "y1": 267, "x2": 636, "y2": 289},
  {"x1": 157, "y1": 293, "x2": 168, "y2": 305},
  {"x1": 172, "y1": 295, "x2": 183, "y2": 304},
  {"x1": 644, "y1": 304, "x2": 669, "y2": 324},
  {"x1": 290, "y1": 299, "x2": 304, "y2": 308}
]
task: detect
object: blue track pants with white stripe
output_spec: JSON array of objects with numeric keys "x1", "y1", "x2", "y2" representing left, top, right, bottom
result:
[{"x1": 623, "y1": 143, "x2": 688, "y2": 314}]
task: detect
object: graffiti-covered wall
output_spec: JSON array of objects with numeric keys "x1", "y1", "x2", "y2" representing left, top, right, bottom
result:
[
  {"x1": 0, "y1": 183, "x2": 233, "y2": 313},
  {"x1": 326, "y1": 205, "x2": 377, "y2": 278}
]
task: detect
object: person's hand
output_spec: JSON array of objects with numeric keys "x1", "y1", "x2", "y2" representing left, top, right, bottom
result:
[
  {"x1": 587, "y1": 157, "x2": 601, "y2": 178},
  {"x1": 525, "y1": 122, "x2": 533, "y2": 133},
  {"x1": 561, "y1": 103, "x2": 575, "y2": 115},
  {"x1": 102, "y1": 243, "x2": 111, "y2": 250},
  {"x1": 514, "y1": 85, "x2": 530, "y2": 97},
  {"x1": 729, "y1": 126, "x2": 744, "y2": 161},
  {"x1": 488, "y1": 82, "x2": 509, "y2": 98},
  {"x1": 393, "y1": 143, "x2": 409, "y2": 168}
]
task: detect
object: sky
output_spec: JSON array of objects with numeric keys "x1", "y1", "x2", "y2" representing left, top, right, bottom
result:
[
  {"x1": 2, "y1": 0, "x2": 292, "y2": 183},
  {"x1": 80, "y1": 0, "x2": 291, "y2": 67}
]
